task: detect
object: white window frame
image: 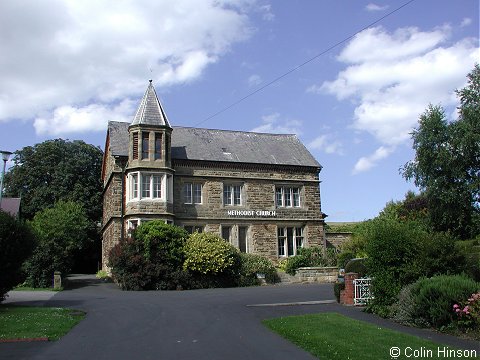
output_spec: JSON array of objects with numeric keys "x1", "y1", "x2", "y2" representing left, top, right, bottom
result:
[
  {"x1": 223, "y1": 184, "x2": 242, "y2": 206},
  {"x1": 276, "y1": 186, "x2": 301, "y2": 208},
  {"x1": 127, "y1": 171, "x2": 169, "y2": 202},
  {"x1": 183, "y1": 182, "x2": 203, "y2": 204},
  {"x1": 278, "y1": 226, "x2": 304, "y2": 257}
]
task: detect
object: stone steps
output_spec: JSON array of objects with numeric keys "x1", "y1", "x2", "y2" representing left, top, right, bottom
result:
[{"x1": 276, "y1": 271, "x2": 298, "y2": 284}]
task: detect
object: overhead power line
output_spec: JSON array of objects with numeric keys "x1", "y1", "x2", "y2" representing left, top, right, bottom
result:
[{"x1": 194, "y1": 0, "x2": 417, "y2": 127}]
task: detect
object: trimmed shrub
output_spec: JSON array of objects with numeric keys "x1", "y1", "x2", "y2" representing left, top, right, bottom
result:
[
  {"x1": 239, "y1": 253, "x2": 278, "y2": 286},
  {"x1": 344, "y1": 258, "x2": 368, "y2": 277},
  {"x1": 183, "y1": 232, "x2": 241, "y2": 288},
  {"x1": 337, "y1": 250, "x2": 355, "y2": 269},
  {"x1": 455, "y1": 237, "x2": 480, "y2": 281},
  {"x1": 108, "y1": 221, "x2": 189, "y2": 290},
  {"x1": 284, "y1": 246, "x2": 337, "y2": 275},
  {"x1": 284, "y1": 255, "x2": 308, "y2": 276},
  {"x1": 393, "y1": 275, "x2": 480, "y2": 328},
  {"x1": 184, "y1": 232, "x2": 240, "y2": 274},
  {"x1": 365, "y1": 218, "x2": 426, "y2": 307},
  {"x1": 0, "y1": 211, "x2": 36, "y2": 301}
]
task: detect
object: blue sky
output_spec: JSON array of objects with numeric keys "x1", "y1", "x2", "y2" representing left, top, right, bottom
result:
[{"x1": 0, "y1": 0, "x2": 478, "y2": 222}]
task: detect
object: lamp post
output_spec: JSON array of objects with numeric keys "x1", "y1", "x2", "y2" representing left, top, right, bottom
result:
[{"x1": 0, "y1": 150, "x2": 13, "y2": 208}]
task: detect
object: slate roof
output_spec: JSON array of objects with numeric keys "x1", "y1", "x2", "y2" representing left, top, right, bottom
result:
[
  {"x1": 108, "y1": 121, "x2": 130, "y2": 157},
  {"x1": 131, "y1": 80, "x2": 171, "y2": 127},
  {"x1": 107, "y1": 121, "x2": 320, "y2": 168},
  {"x1": 171, "y1": 126, "x2": 320, "y2": 168}
]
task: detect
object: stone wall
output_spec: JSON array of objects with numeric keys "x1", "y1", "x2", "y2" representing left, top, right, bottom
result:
[
  {"x1": 325, "y1": 232, "x2": 352, "y2": 249},
  {"x1": 295, "y1": 266, "x2": 338, "y2": 283},
  {"x1": 172, "y1": 162, "x2": 324, "y2": 260},
  {"x1": 102, "y1": 219, "x2": 122, "y2": 271}
]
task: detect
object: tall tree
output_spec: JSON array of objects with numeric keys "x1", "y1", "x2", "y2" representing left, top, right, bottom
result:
[
  {"x1": 25, "y1": 200, "x2": 90, "y2": 287},
  {"x1": 4, "y1": 139, "x2": 103, "y2": 222},
  {"x1": 402, "y1": 65, "x2": 480, "y2": 239}
]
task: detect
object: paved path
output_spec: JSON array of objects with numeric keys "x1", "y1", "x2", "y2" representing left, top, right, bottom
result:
[{"x1": 1, "y1": 276, "x2": 479, "y2": 360}]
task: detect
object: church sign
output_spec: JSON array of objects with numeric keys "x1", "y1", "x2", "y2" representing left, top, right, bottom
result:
[{"x1": 227, "y1": 210, "x2": 277, "y2": 218}]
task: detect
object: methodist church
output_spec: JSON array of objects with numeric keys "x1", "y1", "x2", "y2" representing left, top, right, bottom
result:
[{"x1": 101, "y1": 81, "x2": 325, "y2": 269}]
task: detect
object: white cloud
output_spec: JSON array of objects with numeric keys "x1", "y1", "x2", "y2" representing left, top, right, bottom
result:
[
  {"x1": 248, "y1": 74, "x2": 263, "y2": 87},
  {"x1": 352, "y1": 146, "x2": 394, "y2": 174},
  {"x1": 315, "y1": 25, "x2": 479, "y2": 172},
  {"x1": 0, "y1": 0, "x2": 255, "y2": 135},
  {"x1": 461, "y1": 18, "x2": 472, "y2": 27},
  {"x1": 251, "y1": 113, "x2": 302, "y2": 135},
  {"x1": 259, "y1": 4, "x2": 275, "y2": 21},
  {"x1": 34, "y1": 100, "x2": 136, "y2": 135},
  {"x1": 365, "y1": 3, "x2": 389, "y2": 12},
  {"x1": 308, "y1": 135, "x2": 344, "y2": 155}
]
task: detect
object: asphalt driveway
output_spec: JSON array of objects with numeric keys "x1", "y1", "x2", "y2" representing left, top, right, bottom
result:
[
  {"x1": 2, "y1": 276, "x2": 478, "y2": 360},
  {"x1": 2, "y1": 277, "x2": 334, "y2": 360}
]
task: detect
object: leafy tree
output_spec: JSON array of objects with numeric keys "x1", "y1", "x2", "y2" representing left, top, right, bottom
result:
[
  {"x1": 108, "y1": 221, "x2": 190, "y2": 290},
  {"x1": 0, "y1": 211, "x2": 36, "y2": 301},
  {"x1": 4, "y1": 139, "x2": 103, "y2": 222},
  {"x1": 24, "y1": 201, "x2": 90, "y2": 287},
  {"x1": 402, "y1": 65, "x2": 480, "y2": 239},
  {"x1": 4, "y1": 139, "x2": 104, "y2": 271}
]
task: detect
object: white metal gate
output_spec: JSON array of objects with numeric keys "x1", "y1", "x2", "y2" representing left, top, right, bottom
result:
[{"x1": 353, "y1": 278, "x2": 373, "y2": 305}]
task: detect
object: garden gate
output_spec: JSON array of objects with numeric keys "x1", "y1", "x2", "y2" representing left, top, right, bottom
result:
[{"x1": 353, "y1": 278, "x2": 373, "y2": 305}]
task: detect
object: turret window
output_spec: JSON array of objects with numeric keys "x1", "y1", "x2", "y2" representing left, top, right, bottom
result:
[
  {"x1": 142, "y1": 133, "x2": 149, "y2": 159},
  {"x1": 155, "y1": 133, "x2": 162, "y2": 160},
  {"x1": 132, "y1": 133, "x2": 139, "y2": 160}
]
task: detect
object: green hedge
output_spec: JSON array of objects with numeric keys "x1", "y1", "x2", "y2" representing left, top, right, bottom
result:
[{"x1": 393, "y1": 275, "x2": 480, "y2": 328}]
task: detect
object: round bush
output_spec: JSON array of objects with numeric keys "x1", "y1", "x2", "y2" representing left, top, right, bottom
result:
[
  {"x1": 393, "y1": 275, "x2": 480, "y2": 328},
  {"x1": 337, "y1": 250, "x2": 355, "y2": 269},
  {"x1": 344, "y1": 258, "x2": 368, "y2": 277},
  {"x1": 183, "y1": 232, "x2": 240, "y2": 275},
  {"x1": 239, "y1": 253, "x2": 278, "y2": 286},
  {"x1": 0, "y1": 211, "x2": 36, "y2": 300},
  {"x1": 108, "y1": 221, "x2": 189, "y2": 290}
]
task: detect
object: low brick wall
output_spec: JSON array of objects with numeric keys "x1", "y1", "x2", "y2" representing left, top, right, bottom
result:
[{"x1": 295, "y1": 266, "x2": 338, "y2": 283}]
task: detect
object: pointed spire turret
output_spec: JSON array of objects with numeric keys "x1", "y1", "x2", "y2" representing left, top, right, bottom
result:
[{"x1": 131, "y1": 80, "x2": 171, "y2": 127}]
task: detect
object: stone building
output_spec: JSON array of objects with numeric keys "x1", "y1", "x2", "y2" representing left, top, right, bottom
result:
[{"x1": 101, "y1": 81, "x2": 325, "y2": 269}]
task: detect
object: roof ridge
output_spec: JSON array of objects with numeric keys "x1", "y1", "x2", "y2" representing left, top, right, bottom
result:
[{"x1": 172, "y1": 125, "x2": 298, "y2": 137}]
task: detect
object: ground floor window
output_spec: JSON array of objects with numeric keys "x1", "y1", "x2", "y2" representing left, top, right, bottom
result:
[
  {"x1": 278, "y1": 226, "x2": 304, "y2": 257},
  {"x1": 126, "y1": 218, "x2": 173, "y2": 237},
  {"x1": 184, "y1": 225, "x2": 204, "y2": 234},
  {"x1": 221, "y1": 225, "x2": 249, "y2": 253},
  {"x1": 221, "y1": 225, "x2": 231, "y2": 242}
]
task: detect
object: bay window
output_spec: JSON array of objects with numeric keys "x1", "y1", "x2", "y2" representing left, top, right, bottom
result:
[{"x1": 128, "y1": 172, "x2": 169, "y2": 201}]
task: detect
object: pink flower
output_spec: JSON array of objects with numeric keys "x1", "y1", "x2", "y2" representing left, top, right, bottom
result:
[{"x1": 453, "y1": 304, "x2": 459, "y2": 309}]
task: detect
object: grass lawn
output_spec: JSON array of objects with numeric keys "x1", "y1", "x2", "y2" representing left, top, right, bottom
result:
[
  {"x1": 12, "y1": 286, "x2": 62, "y2": 292},
  {"x1": 0, "y1": 306, "x2": 85, "y2": 341},
  {"x1": 263, "y1": 313, "x2": 460, "y2": 360}
]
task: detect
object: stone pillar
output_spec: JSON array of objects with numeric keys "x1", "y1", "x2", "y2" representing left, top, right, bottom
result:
[
  {"x1": 340, "y1": 272, "x2": 359, "y2": 305},
  {"x1": 53, "y1": 271, "x2": 62, "y2": 290}
]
